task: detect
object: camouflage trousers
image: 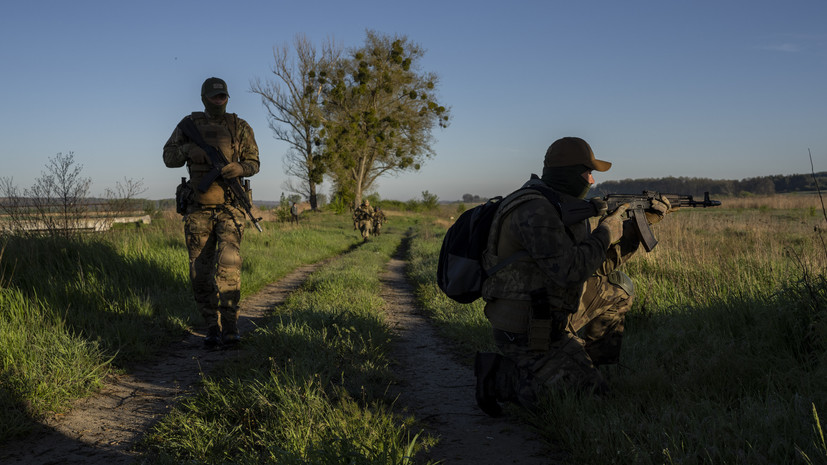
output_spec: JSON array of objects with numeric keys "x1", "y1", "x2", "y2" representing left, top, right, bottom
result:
[
  {"x1": 184, "y1": 205, "x2": 245, "y2": 331},
  {"x1": 357, "y1": 220, "x2": 371, "y2": 240},
  {"x1": 491, "y1": 271, "x2": 634, "y2": 404}
]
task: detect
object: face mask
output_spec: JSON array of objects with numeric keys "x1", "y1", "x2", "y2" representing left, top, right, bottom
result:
[
  {"x1": 541, "y1": 164, "x2": 591, "y2": 199},
  {"x1": 202, "y1": 95, "x2": 227, "y2": 118}
]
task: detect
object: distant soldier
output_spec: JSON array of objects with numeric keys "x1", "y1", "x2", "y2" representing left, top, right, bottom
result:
[
  {"x1": 290, "y1": 202, "x2": 299, "y2": 224},
  {"x1": 353, "y1": 199, "x2": 374, "y2": 240},
  {"x1": 372, "y1": 206, "x2": 386, "y2": 236},
  {"x1": 163, "y1": 77, "x2": 260, "y2": 348}
]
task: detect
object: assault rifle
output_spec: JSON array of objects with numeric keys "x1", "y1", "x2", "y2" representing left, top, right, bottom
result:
[
  {"x1": 605, "y1": 191, "x2": 721, "y2": 252},
  {"x1": 177, "y1": 117, "x2": 263, "y2": 232}
]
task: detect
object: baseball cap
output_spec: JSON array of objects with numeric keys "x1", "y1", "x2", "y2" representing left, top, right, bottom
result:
[
  {"x1": 544, "y1": 137, "x2": 611, "y2": 172},
  {"x1": 201, "y1": 77, "x2": 229, "y2": 98}
]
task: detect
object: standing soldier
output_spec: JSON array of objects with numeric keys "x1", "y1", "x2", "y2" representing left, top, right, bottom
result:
[
  {"x1": 353, "y1": 199, "x2": 374, "y2": 240},
  {"x1": 372, "y1": 206, "x2": 386, "y2": 236},
  {"x1": 163, "y1": 77, "x2": 260, "y2": 348},
  {"x1": 290, "y1": 202, "x2": 300, "y2": 225}
]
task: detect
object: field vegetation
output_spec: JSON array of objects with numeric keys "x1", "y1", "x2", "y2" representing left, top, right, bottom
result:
[
  {"x1": 1, "y1": 193, "x2": 825, "y2": 464},
  {"x1": 406, "y1": 194, "x2": 827, "y2": 464},
  {"x1": 0, "y1": 212, "x2": 358, "y2": 442}
]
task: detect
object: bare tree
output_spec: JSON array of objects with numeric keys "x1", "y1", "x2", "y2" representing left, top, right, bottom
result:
[
  {"x1": 0, "y1": 153, "x2": 144, "y2": 237},
  {"x1": 250, "y1": 34, "x2": 341, "y2": 211},
  {"x1": 104, "y1": 177, "x2": 146, "y2": 216},
  {"x1": 26, "y1": 152, "x2": 91, "y2": 238}
]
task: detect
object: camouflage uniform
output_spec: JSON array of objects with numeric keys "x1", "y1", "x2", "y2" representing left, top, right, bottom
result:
[
  {"x1": 372, "y1": 207, "x2": 386, "y2": 236},
  {"x1": 480, "y1": 176, "x2": 640, "y2": 407},
  {"x1": 353, "y1": 200, "x2": 374, "y2": 240},
  {"x1": 163, "y1": 77, "x2": 260, "y2": 346}
]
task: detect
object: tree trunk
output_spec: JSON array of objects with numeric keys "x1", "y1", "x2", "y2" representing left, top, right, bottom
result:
[{"x1": 309, "y1": 182, "x2": 318, "y2": 210}]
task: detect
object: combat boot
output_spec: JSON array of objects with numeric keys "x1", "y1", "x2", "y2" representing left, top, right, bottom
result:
[
  {"x1": 474, "y1": 352, "x2": 504, "y2": 417},
  {"x1": 221, "y1": 311, "x2": 241, "y2": 346},
  {"x1": 204, "y1": 325, "x2": 222, "y2": 348}
]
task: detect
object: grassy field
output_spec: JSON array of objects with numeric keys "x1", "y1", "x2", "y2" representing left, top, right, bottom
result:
[
  {"x1": 141, "y1": 215, "x2": 431, "y2": 464},
  {"x1": 406, "y1": 195, "x2": 827, "y2": 464},
  {"x1": 1, "y1": 195, "x2": 825, "y2": 464},
  {"x1": 0, "y1": 212, "x2": 359, "y2": 442}
]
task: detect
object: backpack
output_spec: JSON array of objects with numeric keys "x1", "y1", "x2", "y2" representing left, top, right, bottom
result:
[
  {"x1": 437, "y1": 196, "x2": 507, "y2": 303},
  {"x1": 436, "y1": 181, "x2": 593, "y2": 304}
]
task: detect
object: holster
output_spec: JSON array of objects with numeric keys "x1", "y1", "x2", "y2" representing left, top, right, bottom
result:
[
  {"x1": 175, "y1": 177, "x2": 194, "y2": 215},
  {"x1": 528, "y1": 288, "x2": 567, "y2": 351}
]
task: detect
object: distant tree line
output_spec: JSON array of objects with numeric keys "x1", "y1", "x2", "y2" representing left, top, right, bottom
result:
[
  {"x1": 461, "y1": 193, "x2": 487, "y2": 203},
  {"x1": 590, "y1": 172, "x2": 827, "y2": 197}
]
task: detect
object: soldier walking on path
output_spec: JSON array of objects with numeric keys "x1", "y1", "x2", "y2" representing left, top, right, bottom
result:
[
  {"x1": 372, "y1": 206, "x2": 386, "y2": 236},
  {"x1": 163, "y1": 77, "x2": 261, "y2": 348},
  {"x1": 353, "y1": 199, "x2": 374, "y2": 241}
]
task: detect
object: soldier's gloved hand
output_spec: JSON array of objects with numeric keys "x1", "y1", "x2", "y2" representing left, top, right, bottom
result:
[
  {"x1": 645, "y1": 196, "x2": 671, "y2": 225},
  {"x1": 589, "y1": 197, "x2": 608, "y2": 217},
  {"x1": 597, "y1": 204, "x2": 628, "y2": 244},
  {"x1": 220, "y1": 162, "x2": 244, "y2": 179},
  {"x1": 186, "y1": 144, "x2": 208, "y2": 164}
]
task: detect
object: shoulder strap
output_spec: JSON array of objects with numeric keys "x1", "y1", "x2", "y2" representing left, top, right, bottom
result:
[
  {"x1": 486, "y1": 186, "x2": 555, "y2": 258},
  {"x1": 483, "y1": 181, "x2": 571, "y2": 278},
  {"x1": 224, "y1": 113, "x2": 240, "y2": 160}
]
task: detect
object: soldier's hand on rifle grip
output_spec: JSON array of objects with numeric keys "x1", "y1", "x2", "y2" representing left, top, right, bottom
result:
[
  {"x1": 598, "y1": 203, "x2": 628, "y2": 244},
  {"x1": 589, "y1": 197, "x2": 608, "y2": 217},
  {"x1": 221, "y1": 162, "x2": 244, "y2": 179},
  {"x1": 645, "y1": 196, "x2": 671, "y2": 225}
]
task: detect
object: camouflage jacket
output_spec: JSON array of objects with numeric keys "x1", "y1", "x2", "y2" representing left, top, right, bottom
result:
[
  {"x1": 163, "y1": 111, "x2": 259, "y2": 206},
  {"x1": 481, "y1": 177, "x2": 640, "y2": 332},
  {"x1": 353, "y1": 206, "x2": 373, "y2": 222}
]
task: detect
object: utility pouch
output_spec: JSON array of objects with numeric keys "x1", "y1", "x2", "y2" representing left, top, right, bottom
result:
[
  {"x1": 528, "y1": 289, "x2": 554, "y2": 351},
  {"x1": 243, "y1": 179, "x2": 253, "y2": 204},
  {"x1": 175, "y1": 177, "x2": 194, "y2": 215}
]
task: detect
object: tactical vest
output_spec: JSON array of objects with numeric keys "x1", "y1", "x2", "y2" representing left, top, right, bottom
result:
[
  {"x1": 481, "y1": 180, "x2": 590, "y2": 328},
  {"x1": 186, "y1": 112, "x2": 240, "y2": 206}
]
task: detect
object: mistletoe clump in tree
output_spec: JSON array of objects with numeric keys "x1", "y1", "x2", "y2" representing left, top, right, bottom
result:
[{"x1": 319, "y1": 30, "x2": 450, "y2": 206}]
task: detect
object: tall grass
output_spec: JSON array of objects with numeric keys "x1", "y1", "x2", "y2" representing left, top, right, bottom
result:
[
  {"x1": 0, "y1": 213, "x2": 358, "y2": 443},
  {"x1": 142, "y1": 217, "x2": 434, "y2": 464},
  {"x1": 405, "y1": 196, "x2": 827, "y2": 464}
]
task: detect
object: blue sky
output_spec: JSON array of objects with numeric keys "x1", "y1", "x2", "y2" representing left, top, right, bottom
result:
[{"x1": 1, "y1": 1, "x2": 825, "y2": 202}]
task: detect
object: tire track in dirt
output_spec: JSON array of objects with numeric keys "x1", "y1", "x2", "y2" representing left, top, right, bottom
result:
[
  {"x1": 0, "y1": 261, "x2": 328, "y2": 465},
  {"x1": 380, "y1": 256, "x2": 560, "y2": 464}
]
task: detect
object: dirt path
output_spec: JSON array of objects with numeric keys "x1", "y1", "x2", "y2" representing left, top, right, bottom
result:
[
  {"x1": 380, "y1": 257, "x2": 559, "y2": 464},
  {"x1": 0, "y1": 262, "x2": 325, "y2": 465},
  {"x1": 2, "y1": 252, "x2": 558, "y2": 464}
]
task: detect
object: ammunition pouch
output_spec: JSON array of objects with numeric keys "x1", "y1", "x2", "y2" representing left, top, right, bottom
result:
[
  {"x1": 175, "y1": 177, "x2": 194, "y2": 215},
  {"x1": 528, "y1": 289, "x2": 568, "y2": 351}
]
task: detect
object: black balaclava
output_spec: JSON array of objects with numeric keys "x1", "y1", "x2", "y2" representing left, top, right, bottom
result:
[
  {"x1": 541, "y1": 164, "x2": 591, "y2": 199},
  {"x1": 202, "y1": 95, "x2": 227, "y2": 119},
  {"x1": 201, "y1": 77, "x2": 229, "y2": 119}
]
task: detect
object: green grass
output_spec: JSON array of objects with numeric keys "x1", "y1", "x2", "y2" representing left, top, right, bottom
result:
[
  {"x1": 3, "y1": 199, "x2": 825, "y2": 463},
  {"x1": 141, "y1": 216, "x2": 435, "y2": 464},
  {"x1": 0, "y1": 212, "x2": 359, "y2": 443},
  {"x1": 403, "y1": 204, "x2": 827, "y2": 464}
]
